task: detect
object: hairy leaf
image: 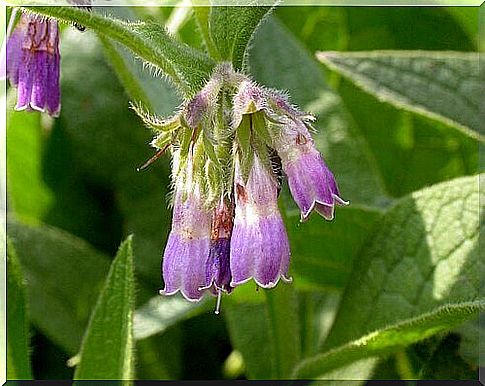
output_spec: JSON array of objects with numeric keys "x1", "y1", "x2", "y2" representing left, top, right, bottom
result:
[
  {"x1": 316, "y1": 51, "x2": 484, "y2": 141},
  {"x1": 74, "y1": 237, "x2": 135, "y2": 380},
  {"x1": 6, "y1": 238, "x2": 33, "y2": 380},
  {"x1": 96, "y1": 6, "x2": 180, "y2": 116},
  {"x1": 295, "y1": 174, "x2": 482, "y2": 378},
  {"x1": 209, "y1": 4, "x2": 272, "y2": 70},
  {"x1": 294, "y1": 301, "x2": 483, "y2": 378},
  {"x1": 8, "y1": 220, "x2": 111, "y2": 355},
  {"x1": 20, "y1": 5, "x2": 215, "y2": 96}
]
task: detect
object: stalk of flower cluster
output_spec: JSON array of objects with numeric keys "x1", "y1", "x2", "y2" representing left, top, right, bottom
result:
[
  {"x1": 3, "y1": 12, "x2": 61, "y2": 117},
  {"x1": 160, "y1": 152, "x2": 212, "y2": 302},
  {"x1": 230, "y1": 155, "x2": 291, "y2": 288}
]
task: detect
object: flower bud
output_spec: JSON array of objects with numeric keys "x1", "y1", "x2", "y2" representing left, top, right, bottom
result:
[
  {"x1": 230, "y1": 155, "x2": 291, "y2": 288},
  {"x1": 232, "y1": 80, "x2": 267, "y2": 129},
  {"x1": 184, "y1": 73, "x2": 223, "y2": 128}
]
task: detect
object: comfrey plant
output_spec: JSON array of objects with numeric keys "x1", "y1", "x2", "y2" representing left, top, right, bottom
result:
[{"x1": 134, "y1": 63, "x2": 348, "y2": 310}]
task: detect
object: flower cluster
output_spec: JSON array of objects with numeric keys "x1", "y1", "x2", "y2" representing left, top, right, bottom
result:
[{"x1": 135, "y1": 63, "x2": 348, "y2": 308}]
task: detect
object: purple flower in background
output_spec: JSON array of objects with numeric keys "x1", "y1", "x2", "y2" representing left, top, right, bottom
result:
[
  {"x1": 160, "y1": 156, "x2": 212, "y2": 302},
  {"x1": 3, "y1": 12, "x2": 61, "y2": 117},
  {"x1": 275, "y1": 118, "x2": 348, "y2": 221},
  {"x1": 230, "y1": 155, "x2": 292, "y2": 288}
]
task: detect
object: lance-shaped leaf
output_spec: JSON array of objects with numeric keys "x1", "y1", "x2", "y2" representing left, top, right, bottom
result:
[
  {"x1": 7, "y1": 220, "x2": 111, "y2": 355},
  {"x1": 316, "y1": 51, "x2": 484, "y2": 141},
  {"x1": 6, "y1": 238, "x2": 32, "y2": 380},
  {"x1": 209, "y1": 4, "x2": 273, "y2": 70},
  {"x1": 19, "y1": 5, "x2": 215, "y2": 96},
  {"x1": 74, "y1": 237, "x2": 135, "y2": 380},
  {"x1": 293, "y1": 174, "x2": 482, "y2": 378}
]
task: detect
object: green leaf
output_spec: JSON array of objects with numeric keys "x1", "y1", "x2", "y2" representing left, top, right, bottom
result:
[
  {"x1": 283, "y1": 205, "x2": 382, "y2": 291},
  {"x1": 294, "y1": 174, "x2": 482, "y2": 378},
  {"x1": 133, "y1": 296, "x2": 208, "y2": 340},
  {"x1": 74, "y1": 237, "x2": 135, "y2": 380},
  {"x1": 224, "y1": 302, "x2": 274, "y2": 379},
  {"x1": 265, "y1": 284, "x2": 300, "y2": 379},
  {"x1": 191, "y1": 4, "x2": 219, "y2": 59},
  {"x1": 8, "y1": 219, "x2": 111, "y2": 355},
  {"x1": 209, "y1": 5, "x2": 272, "y2": 70},
  {"x1": 21, "y1": 5, "x2": 215, "y2": 96},
  {"x1": 6, "y1": 93, "x2": 54, "y2": 224},
  {"x1": 316, "y1": 51, "x2": 484, "y2": 141},
  {"x1": 294, "y1": 301, "x2": 484, "y2": 378},
  {"x1": 6, "y1": 238, "x2": 33, "y2": 380}
]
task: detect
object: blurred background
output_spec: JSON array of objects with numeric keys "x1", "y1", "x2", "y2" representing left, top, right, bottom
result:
[{"x1": 5, "y1": 5, "x2": 480, "y2": 380}]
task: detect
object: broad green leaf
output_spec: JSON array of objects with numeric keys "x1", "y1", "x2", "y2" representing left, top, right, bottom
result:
[
  {"x1": 133, "y1": 296, "x2": 209, "y2": 340},
  {"x1": 8, "y1": 219, "x2": 111, "y2": 355},
  {"x1": 294, "y1": 175, "x2": 482, "y2": 378},
  {"x1": 265, "y1": 284, "x2": 300, "y2": 379},
  {"x1": 20, "y1": 5, "x2": 215, "y2": 96},
  {"x1": 209, "y1": 5, "x2": 272, "y2": 70},
  {"x1": 74, "y1": 237, "x2": 135, "y2": 380},
  {"x1": 6, "y1": 238, "x2": 32, "y2": 380},
  {"x1": 316, "y1": 51, "x2": 484, "y2": 141},
  {"x1": 294, "y1": 301, "x2": 483, "y2": 378},
  {"x1": 335, "y1": 81, "x2": 479, "y2": 198}
]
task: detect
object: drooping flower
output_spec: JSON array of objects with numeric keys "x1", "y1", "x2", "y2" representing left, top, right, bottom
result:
[
  {"x1": 200, "y1": 198, "x2": 234, "y2": 303},
  {"x1": 4, "y1": 12, "x2": 61, "y2": 117},
  {"x1": 274, "y1": 118, "x2": 348, "y2": 221},
  {"x1": 160, "y1": 153, "x2": 212, "y2": 302},
  {"x1": 230, "y1": 155, "x2": 291, "y2": 288}
]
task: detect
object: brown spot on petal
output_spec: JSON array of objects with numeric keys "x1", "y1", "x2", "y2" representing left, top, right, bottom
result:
[
  {"x1": 296, "y1": 133, "x2": 308, "y2": 145},
  {"x1": 236, "y1": 183, "x2": 248, "y2": 204}
]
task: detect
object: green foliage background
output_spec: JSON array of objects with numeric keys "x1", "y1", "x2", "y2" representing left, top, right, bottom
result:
[{"x1": 5, "y1": 4, "x2": 483, "y2": 382}]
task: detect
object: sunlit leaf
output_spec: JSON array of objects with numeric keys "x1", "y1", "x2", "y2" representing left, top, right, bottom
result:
[
  {"x1": 294, "y1": 174, "x2": 482, "y2": 378},
  {"x1": 316, "y1": 51, "x2": 484, "y2": 141}
]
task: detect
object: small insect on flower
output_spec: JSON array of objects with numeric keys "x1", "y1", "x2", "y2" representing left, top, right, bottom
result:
[{"x1": 2, "y1": 11, "x2": 61, "y2": 117}]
